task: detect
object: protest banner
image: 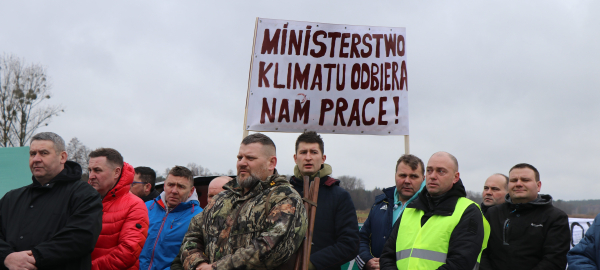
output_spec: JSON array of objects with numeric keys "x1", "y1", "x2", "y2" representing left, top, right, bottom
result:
[
  {"x1": 243, "y1": 18, "x2": 409, "y2": 137},
  {"x1": 570, "y1": 217, "x2": 594, "y2": 248}
]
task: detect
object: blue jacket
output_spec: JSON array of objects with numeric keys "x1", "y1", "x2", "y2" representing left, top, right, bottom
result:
[
  {"x1": 568, "y1": 214, "x2": 600, "y2": 269},
  {"x1": 139, "y1": 192, "x2": 202, "y2": 270}
]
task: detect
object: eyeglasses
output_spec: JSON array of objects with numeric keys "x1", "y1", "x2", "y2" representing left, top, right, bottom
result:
[{"x1": 131, "y1": 181, "x2": 146, "y2": 186}]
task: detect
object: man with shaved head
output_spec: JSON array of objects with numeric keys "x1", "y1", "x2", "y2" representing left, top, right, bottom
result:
[
  {"x1": 481, "y1": 174, "x2": 508, "y2": 213},
  {"x1": 207, "y1": 176, "x2": 232, "y2": 202},
  {"x1": 380, "y1": 152, "x2": 489, "y2": 270}
]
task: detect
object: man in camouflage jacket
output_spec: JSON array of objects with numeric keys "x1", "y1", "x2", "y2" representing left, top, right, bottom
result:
[{"x1": 177, "y1": 133, "x2": 307, "y2": 270}]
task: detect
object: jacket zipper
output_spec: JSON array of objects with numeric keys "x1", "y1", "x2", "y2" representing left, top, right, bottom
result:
[
  {"x1": 502, "y1": 218, "x2": 510, "y2": 245},
  {"x1": 148, "y1": 209, "x2": 170, "y2": 270}
]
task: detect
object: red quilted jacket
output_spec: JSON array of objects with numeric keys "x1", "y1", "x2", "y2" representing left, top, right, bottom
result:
[{"x1": 90, "y1": 162, "x2": 149, "y2": 270}]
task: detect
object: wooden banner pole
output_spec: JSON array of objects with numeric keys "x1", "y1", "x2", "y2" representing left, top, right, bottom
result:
[
  {"x1": 404, "y1": 135, "x2": 410, "y2": 154},
  {"x1": 242, "y1": 17, "x2": 259, "y2": 140}
]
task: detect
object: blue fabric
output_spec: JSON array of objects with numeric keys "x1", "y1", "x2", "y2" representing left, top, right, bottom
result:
[
  {"x1": 139, "y1": 196, "x2": 202, "y2": 270},
  {"x1": 356, "y1": 183, "x2": 424, "y2": 270},
  {"x1": 568, "y1": 214, "x2": 600, "y2": 269},
  {"x1": 392, "y1": 181, "x2": 425, "y2": 224}
]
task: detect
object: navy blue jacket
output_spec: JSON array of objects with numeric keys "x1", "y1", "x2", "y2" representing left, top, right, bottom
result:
[
  {"x1": 356, "y1": 187, "x2": 395, "y2": 269},
  {"x1": 567, "y1": 214, "x2": 600, "y2": 269},
  {"x1": 290, "y1": 175, "x2": 359, "y2": 270}
]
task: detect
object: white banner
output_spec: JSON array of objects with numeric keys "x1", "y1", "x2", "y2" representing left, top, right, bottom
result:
[
  {"x1": 246, "y1": 18, "x2": 409, "y2": 135},
  {"x1": 570, "y1": 218, "x2": 594, "y2": 248}
]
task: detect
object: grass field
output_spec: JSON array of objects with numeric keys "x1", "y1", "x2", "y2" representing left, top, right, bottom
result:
[{"x1": 357, "y1": 210, "x2": 369, "y2": 223}]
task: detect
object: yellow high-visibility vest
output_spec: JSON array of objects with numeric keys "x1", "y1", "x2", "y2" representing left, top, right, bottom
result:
[{"x1": 395, "y1": 197, "x2": 490, "y2": 270}]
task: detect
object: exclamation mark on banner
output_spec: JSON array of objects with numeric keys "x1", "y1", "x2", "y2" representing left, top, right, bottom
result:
[{"x1": 393, "y1": 96, "x2": 399, "y2": 124}]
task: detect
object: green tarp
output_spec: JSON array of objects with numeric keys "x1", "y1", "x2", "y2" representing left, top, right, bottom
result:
[{"x1": 0, "y1": 147, "x2": 31, "y2": 197}]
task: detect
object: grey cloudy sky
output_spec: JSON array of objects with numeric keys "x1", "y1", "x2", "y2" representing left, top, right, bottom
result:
[{"x1": 2, "y1": 1, "x2": 598, "y2": 200}]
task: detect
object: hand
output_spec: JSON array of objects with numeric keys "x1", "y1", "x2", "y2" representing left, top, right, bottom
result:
[
  {"x1": 4, "y1": 250, "x2": 37, "y2": 270},
  {"x1": 195, "y1": 262, "x2": 213, "y2": 270},
  {"x1": 365, "y1": 257, "x2": 380, "y2": 270}
]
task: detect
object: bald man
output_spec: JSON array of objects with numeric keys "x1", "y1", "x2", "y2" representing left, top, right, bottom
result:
[
  {"x1": 481, "y1": 174, "x2": 508, "y2": 213},
  {"x1": 380, "y1": 152, "x2": 489, "y2": 270},
  {"x1": 207, "y1": 176, "x2": 232, "y2": 202}
]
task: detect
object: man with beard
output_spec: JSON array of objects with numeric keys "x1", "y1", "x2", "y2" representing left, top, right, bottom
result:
[{"x1": 177, "y1": 133, "x2": 307, "y2": 270}]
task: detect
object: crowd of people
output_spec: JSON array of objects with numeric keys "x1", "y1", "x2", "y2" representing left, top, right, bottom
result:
[{"x1": 1, "y1": 131, "x2": 600, "y2": 270}]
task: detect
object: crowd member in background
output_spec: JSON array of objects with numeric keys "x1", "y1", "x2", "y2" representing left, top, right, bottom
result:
[
  {"x1": 177, "y1": 133, "x2": 306, "y2": 270},
  {"x1": 88, "y1": 148, "x2": 149, "y2": 270},
  {"x1": 481, "y1": 163, "x2": 569, "y2": 270},
  {"x1": 480, "y1": 173, "x2": 508, "y2": 213},
  {"x1": 568, "y1": 213, "x2": 600, "y2": 268},
  {"x1": 0, "y1": 132, "x2": 102, "y2": 270},
  {"x1": 380, "y1": 152, "x2": 489, "y2": 270},
  {"x1": 139, "y1": 166, "x2": 202, "y2": 270},
  {"x1": 130, "y1": 166, "x2": 159, "y2": 202},
  {"x1": 356, "y1": 154, "x2": 426, "y2": 270},
  {"x1": 207, "y1": 176, "x2": 232, "y2": 202},
  {"x1": 289, "y1": 131, "x2": 359, "y2": 270}
]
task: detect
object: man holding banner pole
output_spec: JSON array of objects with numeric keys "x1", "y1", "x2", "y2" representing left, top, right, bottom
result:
[{"x1": 290, "y1": 131, "x2": 359, "y2": 270}]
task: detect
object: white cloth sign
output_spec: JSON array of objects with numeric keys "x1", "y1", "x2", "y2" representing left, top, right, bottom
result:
[{"x1": 246, "y1": 18, "x2": 409, "y2": 135}]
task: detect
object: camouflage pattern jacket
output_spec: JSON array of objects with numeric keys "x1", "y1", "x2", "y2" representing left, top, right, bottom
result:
[{"x1": 179, "y1": 170, "x2": 307, "y2": 270}]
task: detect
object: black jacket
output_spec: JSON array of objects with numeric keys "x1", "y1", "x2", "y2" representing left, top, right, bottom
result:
[
  {"x1": 141, "y1": 188, "x2": 160, "y2": 202},
  {"x1": 380, "y1": 180, "x2": 485, "y2": 270},
  {"x1": 290, "y1": 175, "x2": 359, "y2": 270},
  {"x1": 0, "y1": 161, "x2": 103, "y2": 270},
  {"x1": 480, "y1": 194, "x2": 569, "y2": 270}
]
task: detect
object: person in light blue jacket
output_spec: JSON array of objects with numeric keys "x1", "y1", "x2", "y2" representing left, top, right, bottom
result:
[
  {"x1": 139, "y1": 166, "x2": 202, "y2": 270},
  {"x1": 568, "y1": 214, "x2": 600, "y2": 269}
]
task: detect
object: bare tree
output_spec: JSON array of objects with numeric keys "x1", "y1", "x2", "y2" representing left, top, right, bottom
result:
[
  {"x1": 66, "y1": 137, "x2": 91, "y2": 173},
  {"x1": 186, "y1": 162, "x2": 211, "y2": 176},
  {"x1": 0, "y1": 54, "x2": 63, "y2": 147},
  {"x1": 337, "y1": 175, "x2": 365, "y2": 191},
  {"x1": 466, "y1": 190, "x2": 483, "y2": 204}
]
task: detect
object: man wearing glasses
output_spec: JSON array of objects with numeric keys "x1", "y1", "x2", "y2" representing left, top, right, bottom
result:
[{"x1": 130, "y1": 166, "x2": 160, "y2": 202}]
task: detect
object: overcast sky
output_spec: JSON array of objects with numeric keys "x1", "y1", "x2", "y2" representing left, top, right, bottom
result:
[{"x1": 2, "y1": 1, "x2": 598, "y2": 200}]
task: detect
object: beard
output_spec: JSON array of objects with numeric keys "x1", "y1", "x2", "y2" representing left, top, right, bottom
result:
[{"x1": 238, "y1": 173, "x2": 261, "y2": 190}]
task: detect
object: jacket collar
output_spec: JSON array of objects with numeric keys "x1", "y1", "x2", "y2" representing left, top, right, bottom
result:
[
  {"x1": 102, "y1": 162, "x2": 135, "y2": 202},
  {"x1": 410, "y1": 179, "x2": 467, "y2": 216},
  {"x1": 224, "y1": 169, "x2": 288, "y2": 198},
  {"x1": 155, "y1": 189, "x2": 199, "y2": 212},
  {"x1": 31, "y1": 160, "x2": 83, "y2": 189},
  {"x1": 290, "y1": 164, "x2": 338, "y2": 187},
  {"x1": 505, "y1": 194, "x2": 553, "y2": 211}
]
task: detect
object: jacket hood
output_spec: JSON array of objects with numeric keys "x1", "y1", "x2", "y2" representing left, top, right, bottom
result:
[
  {"x1": 411, "y1": 179, "x2": 467, "y2": 215},
  {"x1": 378, "y1": 181, "x2": 426, "y2": 205},
  {"x1": 291, "y1": 164, "x2": 339, "y2": 187},
  {"x1": 155, "y1": 188, "x2": 199, "y2": 211},
  {"x1": 104, "y1": 162, "x2": 135, "y2": 201},
  {"x1": 293, "y1": 163, "x2": 332, "y2": 180},
  {"x1": 32, "y1": 160, "x2": 82, "y2": 187},
  {"x1": 505, "y1": 194, "x2": 553, "y2": 210}
]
